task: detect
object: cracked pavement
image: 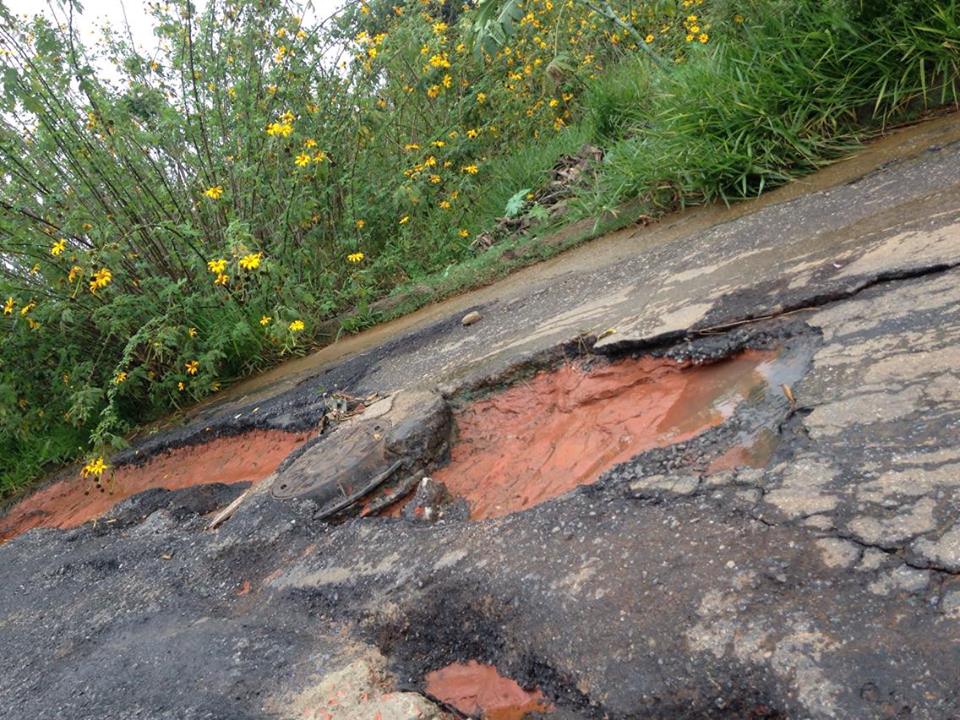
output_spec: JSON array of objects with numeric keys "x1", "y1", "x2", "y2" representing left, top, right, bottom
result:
[{"x1": 2, "y1": 117, "x2": 960, "y2": 719}]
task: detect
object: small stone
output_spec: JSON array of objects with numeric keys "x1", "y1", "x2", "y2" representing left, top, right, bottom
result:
[
  {"x1": 628, "y1": 474, "x2": 699, "y2": 497},
  {"x1": 941, "y1": 590, "x2": 960, "y2": 619},
  {"x1": 461, "y1": 311, "x2": 482, "y2": 326}
]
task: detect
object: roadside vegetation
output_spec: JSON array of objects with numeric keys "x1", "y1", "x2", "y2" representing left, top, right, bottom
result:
[{"x1": 1, "y1": 0, "x2": 957, "y2": 495}]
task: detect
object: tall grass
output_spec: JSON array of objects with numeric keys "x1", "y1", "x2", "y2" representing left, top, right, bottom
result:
[{"x1": 582, "y1": 0, "x2": 959, "y2": 212}]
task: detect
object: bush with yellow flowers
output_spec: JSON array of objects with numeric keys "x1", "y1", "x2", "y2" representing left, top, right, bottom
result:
[{"x1": 0, "y1": 0, "x2": 956, "y2": 493}]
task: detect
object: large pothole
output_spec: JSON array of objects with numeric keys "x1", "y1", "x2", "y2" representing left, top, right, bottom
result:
[
  {"x1": 366, "y1": 332, "x2": 811, "y2": 522},
  {"x1": 430, "y1": 349, "x2": 805, "y2": 520},
  {"x1": 263, "y1": 333, "x2": 814, "y2": 524},
  {"x1": 0, "y1": 429, "x2": 312, "y2": 541}
]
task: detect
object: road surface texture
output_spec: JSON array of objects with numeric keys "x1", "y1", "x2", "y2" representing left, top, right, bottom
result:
[{"x1": 2, "y1": 115, "x2": 960, "y2": 719}]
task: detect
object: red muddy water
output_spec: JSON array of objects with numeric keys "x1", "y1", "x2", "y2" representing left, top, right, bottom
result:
[
  {"x1": 0, "y1": 430, "x2": 311, "y2": 541},
  {"x1": 424, "y1": 660, "x2": 553, "y2": 720},
  {"x1": 432, "y1": 351, "x2": 777, "y2": 519}
]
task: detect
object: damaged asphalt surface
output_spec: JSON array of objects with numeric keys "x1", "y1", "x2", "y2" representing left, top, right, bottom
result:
[{"x1": 2, "y1": 118, "x2": 960, "y2": 719}]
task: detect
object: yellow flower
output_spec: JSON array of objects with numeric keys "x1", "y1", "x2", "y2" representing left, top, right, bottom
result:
[
  {"x1": 432, "y1": 140, "x2": 446, "y2": 148},
  {"x1": 80, "y1": 456, "x2": 109, "y2": 479},
  {"x1": 295, "y1": 153, "x2": 311, "y2": 167},
  {"x1": 442, "y1": 74, "x2": 452, "y2": 89},
  {"x1": 429, "y1": 174, "x2": 442, "y2": 184},
  {"x1": 425, "y1": 155, "x2": 437, "y2": 167},
  {"x1": 461, "y1": 164, "x2": 479, "y2": 175},
  {"x1": 645, "y1": 33, "x2": 655, "y2": 43},
  {"x1": 347, "y1": 251, "x2": 365, "y2": 263},
  {"x1": 3, "y1": 296, "x2": 14, "y2": 315},
  {"x1": 438, "y1": 200, "x2": 452, "y2": 209},
  {"x1": 50, "y1": 238, "x2": 67, "y2": 256},
  {"x1": 458, "y1": 228, "x2": 470, "y2": 238},
  {"x1": 68, "y1": 265, "x2": 82, "y2": 283},
  {"x1": 113, "y1": 371, "x2": 127, "y2": 385},
  {"x1": 185, "y1": 360, "x2": 199, "y2": 375},
  {"x1": 214, "y1": 273, "x2": 230, "y2": 286},
  {"x1": 203, "y1": 185, "x2": 224, "y2": 199},
  {"x1": 404, "y1": 143, "x2": 421, "y2": 151},
  {"x1": 266, "y1": 121, "x2": 293, "y2": 137},
  {"x1": 429, "y1": 53, "x2": 450, "y2": 68},
  {"x1": 89, "y1": 267, "x2": 112, "y2": 293},
  {"x1": 259, "y1": 315, "x2": 271, "y2": 326},
  {"x1": 548, "y1": 98, "x2": 559, "y2": 108},
  {"x1": 359, "y1": 2, "x2": 370, "y2": 14},
  {"x1": 698, "y1": 33, "x2": 709, "y2": 43},
  {"x1": 466, "y1": 128, "x2": 479, "y2": 139},
  {"x1": 427, "y1": 85, "x2": 441, "y2": 99},
  {"x1": 188, "y1": 327, "x2": 197, "y2": 337},
  {"x1": 239, "y1": 252, "x2": 263, "y2": 270},
  {"x1": 355, "y1": 219, "x2": 366, "y2": 230},
  {"x1": 207, "y1": 258, "x2": 228, "y2": 274},
  {"x1": 432, "y1": 21, "x2": 448, "y2": 34},
  {"x1": 399, "y1": 215, "x2": 410, "y2": 225},
  {"x1": 274, "y1": 45, "x2": 287, "y2": 62},
  {"x1": 20, "y1": 301, "x2": 35, "y2": 316},
  {"x1": 304, "y1": 138, "x2": 317, "y2": 148},
  {"x1": 289, "y1": 319, "x2": 305, "y2": 332},
  {"x1": 178, "y1": 381, "x2": 186, "y2": 391},
  {"x1": 476, "y1": 92, "x2": 487, "y2": 104},
  {"x1": 313, "y1": 150, "x2": 328, "y2": 163}
]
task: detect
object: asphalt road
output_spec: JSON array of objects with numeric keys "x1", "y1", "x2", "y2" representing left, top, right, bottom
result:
[{"x1": 2, "y1": 115, "x2": 960, "y2": 719}]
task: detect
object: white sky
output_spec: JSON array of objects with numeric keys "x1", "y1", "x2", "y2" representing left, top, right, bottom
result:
[{"x1": 4, "y1": 0, "x2": 346, "y2": 57}]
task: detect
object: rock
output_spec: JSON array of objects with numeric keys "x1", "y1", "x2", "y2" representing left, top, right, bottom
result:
[
  {"x1": 273, "y1": 649, "x2": 450, "y2": 720},
  {"x1": 271, "y1": 390, "x2": 452, "y2": 514},
  {"x1": 628, "y1": 474, "x2": 700, "y2": 498},
  {"x1": 461, "y1": 311, "x2": 482, "y2": 326},
  {"x1": 402, "y1": 477, "x2": 468, "y2": 523}
]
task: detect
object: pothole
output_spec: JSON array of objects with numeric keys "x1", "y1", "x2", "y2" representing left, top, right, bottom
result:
[
  {"x1": 0, "y1": 429, "x2": 312, "y2": 541},
  {"x1": 425, "y1": 347, "x2": 808, "y2": 520},
  {"x1": 424, "y1": 660, "x2": 554, "y2": 719}
]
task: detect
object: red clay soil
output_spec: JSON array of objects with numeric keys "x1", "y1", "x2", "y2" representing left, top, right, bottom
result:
[
  {"x1": 424, "y1": 660, "x2": 553, "y2": 720},
  {"x1": 433, "y1": 351, "x2": 777, "y2": 520},
  {"x1": 0, "y1": 429, "x2": 310, "y2": 542}
]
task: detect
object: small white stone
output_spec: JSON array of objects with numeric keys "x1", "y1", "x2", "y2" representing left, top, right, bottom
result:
[{"x1": 461, "y1": 310, "x2": 482, "y2": 326}]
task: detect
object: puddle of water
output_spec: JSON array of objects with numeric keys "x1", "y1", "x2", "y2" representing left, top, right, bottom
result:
[
  {"x1": 431, "y1": 351, "x2": 779, "y2": 520},
  {"x1": 0, "y1": 430, "x2": 311, "y2": 541},
  {"x1": 424, "y1": 660, "x2": 553, "y2": 720},
  {"x1": 707, "y1": 427, "x2": 781, "y2": 473}
]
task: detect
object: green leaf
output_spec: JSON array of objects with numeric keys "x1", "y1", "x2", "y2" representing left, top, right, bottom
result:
[{"x1": 504, "y1": 187, "x2": 531, "y2": 218}]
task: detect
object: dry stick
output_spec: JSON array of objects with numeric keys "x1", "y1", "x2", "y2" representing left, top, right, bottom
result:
[
  {"x1": 0, "y1": 39, "x2": 119, "y2": 231},
  {"x1": 184, "y1": 7, "x2": 216, "y2": 180}
]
